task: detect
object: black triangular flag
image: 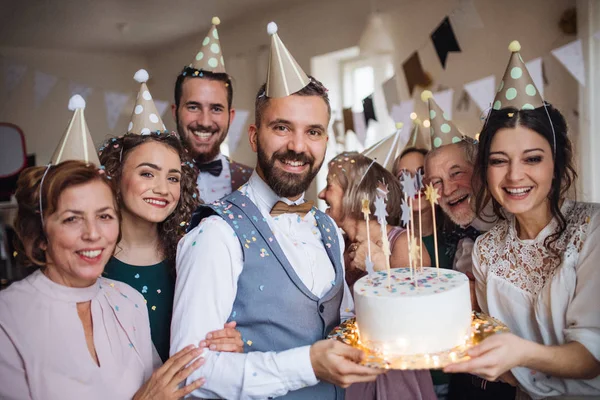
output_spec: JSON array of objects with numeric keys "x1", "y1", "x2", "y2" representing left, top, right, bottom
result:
[
  {"x1": 362, "y1": 95, "x2": 377, "y2": 126},
  {"x1": 431, "y1": 17, "x2": 461, "y2": 69}
]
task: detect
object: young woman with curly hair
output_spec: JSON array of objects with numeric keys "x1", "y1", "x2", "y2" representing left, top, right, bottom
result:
[{"x1": 99, "y1": 132, "x2": 241, "y2": 361}]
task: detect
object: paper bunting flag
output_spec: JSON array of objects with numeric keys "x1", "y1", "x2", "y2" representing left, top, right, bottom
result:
[
  {"x1": 34, "y1": 71, "x2": 58, "y2": 109},
  {"x1": 154, "y1": 99, "x2": 170, "y2": 118},
  {"x1": 382, "y1": 75, "x2": 400, "y2": 113},
  {"x1": 403, "y1": 52, "x2": 429, "y2": 96},
  {"x1": 362, "y1": 94, "x2": 377, "y2": 125},
  {"x1": 450, "y1": 0, "x2": 484, "y2": 29},
  {"x1": 464, "y1": 75, "x2": 495, "y2": 112},
  {"x1": 343, "y1": 108, "x2": 354, "y2": 133},
  {"x1": 227, "y1": 109, "x2": 250, "y2": 154},
  {"x1": 431, "y1": 17, "x2": 462, "y2": 69},
  {"x1": 4, "y1": 62, "x2": 27, "y2": 94},
  {"x1": 551, "y1": 39, "x2": 585, "y2": 86},
  {"x1": 352, "y1": 111, "x2": 367, "y2": 145},
  {"x1": 104, "y1": 91, "x2": 130, "y2": 131}
]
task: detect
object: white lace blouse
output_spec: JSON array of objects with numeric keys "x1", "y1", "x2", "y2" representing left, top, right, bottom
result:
[{"x1": 473, "y1": 199, "x2": 600, "y2": 399}]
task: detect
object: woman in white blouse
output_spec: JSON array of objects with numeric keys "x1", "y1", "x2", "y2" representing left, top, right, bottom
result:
[{"x1": 444, "y1": 103, "x2": 600, "y2": 399}]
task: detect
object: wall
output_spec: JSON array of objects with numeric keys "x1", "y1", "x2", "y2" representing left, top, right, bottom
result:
[
  {"x1": 0, "y1": 46, "x2": 148, "y2": 164},
  {"x1": 0, "y1": 0, "x2": 585, "y2": 199},
  {"x1": 147, "y1": 0, "x2": 580, "y2": 199}
]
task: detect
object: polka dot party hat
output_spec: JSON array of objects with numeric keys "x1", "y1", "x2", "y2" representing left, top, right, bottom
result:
[
  {"x1": 128, "y1": 69, "x2": 167, "y2": 135},
  {"x1": 190, "y1": 17, "x2": 226, "y2": 73},
  {"x1": 421, "y1": 90, "x2": 464, "y2": 149},
  {"x1": 492, "y1": 41, "x2": 543, "y2": 111},
  {"x1": 50, "y1": 95, "x2": 101, "y2": 165},
  {"x1": 401, "y1": 119, "x2": 430, "y2": 153},
  {"x1": 265, "y1": 22, "x2": 310, "y2": 98}
]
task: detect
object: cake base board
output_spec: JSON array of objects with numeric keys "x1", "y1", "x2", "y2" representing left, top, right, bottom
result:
[{"x1": 327, "y1": 311, "x2": 509, "y2": 370}]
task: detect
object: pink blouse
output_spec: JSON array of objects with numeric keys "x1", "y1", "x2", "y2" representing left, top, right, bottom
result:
[{"x1": 0, "y1": 269, "x2": 160, "y2": 400}]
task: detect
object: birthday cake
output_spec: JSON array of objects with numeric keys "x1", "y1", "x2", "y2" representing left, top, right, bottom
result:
[{"x1": 354, "y1": 267, "x2": 472, "y2": 356}]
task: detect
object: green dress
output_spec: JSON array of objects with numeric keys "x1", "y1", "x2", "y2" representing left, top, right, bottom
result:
[
  {"x1": 422, "y1": 234, "x2": 454, "y2": 270},
  {"x1": 103, "y1": 257, "x2": 175, "y2": 362}
]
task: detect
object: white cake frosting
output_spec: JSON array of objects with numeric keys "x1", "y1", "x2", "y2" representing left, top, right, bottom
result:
[{"x1": 354, "y1": 267, "x2": 472, "y2": 355}]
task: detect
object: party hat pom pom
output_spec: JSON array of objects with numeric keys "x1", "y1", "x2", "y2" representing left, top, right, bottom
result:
[
  {"x1": 395, "y1": 122, "x2": 404, "y2": 129},
  {"x1": 134, "y1": 69, "x2": 149, "y2": 83},
  {"x1": 414, "y1": 118, "x2": 422, "y2": 125},
  {"x1": 212, "y1": 16, "x2": 220, "y2": 25},
  {"x1": 68, "y1": 94, "x2": 86, "y2": 111},
  {"x1": 508, "y1": 40, "x2": 521, "y2": 52},
  {"x1": 420, "y1": 90, "x2": 433, "y2": 102},
  {"x1": 267, "y1": 22, "x2": 278, "y2": 35}
]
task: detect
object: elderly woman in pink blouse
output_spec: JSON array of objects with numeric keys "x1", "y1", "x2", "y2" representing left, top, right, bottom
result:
[{"x1": 0, "y1": 161, "x2": 204, "y2": 400}]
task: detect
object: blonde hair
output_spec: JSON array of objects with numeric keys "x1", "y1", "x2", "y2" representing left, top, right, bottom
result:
[{"x1": 328, "y1": 152, "x2": 401, "y2": 225}]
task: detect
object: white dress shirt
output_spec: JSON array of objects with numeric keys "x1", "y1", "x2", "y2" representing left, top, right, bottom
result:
[
  {"x1": 171, "y1": 172, "x2": 354, "y2": 399},
  {"x1": 196, "y1": 153, "x2": 232, "y2": 204}
]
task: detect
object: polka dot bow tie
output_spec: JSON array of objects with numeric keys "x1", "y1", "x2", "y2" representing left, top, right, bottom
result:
[{"x1": 270, "y1": 201, "x2": 314, "y2": 217}]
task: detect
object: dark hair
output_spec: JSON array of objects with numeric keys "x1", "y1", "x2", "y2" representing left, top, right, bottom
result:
[
  {"x1": 174, "y1": 67, "x2": 233, "y2": 111},
  {"x1": 474, "y1": 103, "x2": 577, "y2": 251},
  {"x1": 14, "y1": 161, "x2": 119, "y2": 269},
  {"x1": 98, "y1": 133, "x2": 200, "y2": 270},
  {"x1": 328, "y1": 152, "x2": 402, "y2": 226},
  {"x1": 392, "y1": 148, "x2": 428, "y2": 179},
  {"x1": 254, "y1": 75, "x2": 331, "y2": 128}
]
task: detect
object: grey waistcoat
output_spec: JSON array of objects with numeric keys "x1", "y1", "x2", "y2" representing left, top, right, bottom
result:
[{"x1": 194, "y1": 192, "x2": 345, "y2": 400}]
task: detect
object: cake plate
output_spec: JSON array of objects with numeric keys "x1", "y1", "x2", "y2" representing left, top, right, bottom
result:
[{"x1": 327, "y1": 312, "x2": 509, "y2": 370}]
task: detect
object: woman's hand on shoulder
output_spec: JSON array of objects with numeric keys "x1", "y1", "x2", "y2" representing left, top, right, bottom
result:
[
  {"x1": 134, "y1": 345, "x2": 205, "y2": 400},
  {"x1": 200, "y1": 321, "x2": 244, "y2": 353}
]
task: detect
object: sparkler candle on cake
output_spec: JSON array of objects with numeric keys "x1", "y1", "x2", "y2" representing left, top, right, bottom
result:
[
  {"x1": 374, "y1": 181, "x2": 392, "y2": 289},
  {"x1": 400, "y1": 172, "x2": 421, "y2": 277},
  {"x1": 400, "y1": 195, "x2": 414, "y2": 282},
  {"x1": 425, "y1": 182, "x2": 441, "y2": 277},
  {"x1": 416, "y1": 169, "x2": 425, "y2": 272},
  {"x1": 361, "y1": 198, "x2": 375, "y2": 276}
]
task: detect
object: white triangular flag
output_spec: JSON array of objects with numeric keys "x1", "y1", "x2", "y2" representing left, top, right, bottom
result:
[
  {"x1": 227, "y1": 109, "x2": 250, "y2": 154},
  {"x1": 464, "y1": 75, "x2": 495, "y2": 112},
  {"x1": 382, "y1": 75, "x2": 399, "y2": 114},
  {"x1": 551, "y1": 39, "x2": 585, "y2": 86},
  {"x1": 104, "y1": 91, "x2": 130, "y2": 131},
  {"x1": 154, "y1": 99, "x2": 170, "y2": 118},
  {"x1": 3, "y1": 61, "x2": 27, "y2": 94},
  {"x1": 450, "y1": 0, "x2": 484, "y2": 29},
  {"x1": 352, "y1": 111, "x2": 367, "y2": 145},
  {"x1": 390, "y1": 100, "x2": 414, "y2": 127},
  {"x1": 433, "y1": 89, "x2": 454, "y2": 120},
  {"x1": 34, "y1": 71, "x2": 58, "y2": 108},
  {"x1": 69, "y1": 82, "x2": 93, "y2": 100}
]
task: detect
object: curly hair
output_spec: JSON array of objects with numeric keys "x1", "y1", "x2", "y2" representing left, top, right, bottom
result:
[
  {"x1": 98, "y1": 132, "x2": 200, "y2": 270},
  {"x1": 474, "y1": 103, "x2": 577, "y2": 252},
  {"x1": 14, "y1": 160, "x2": 118, "y2": 269}
]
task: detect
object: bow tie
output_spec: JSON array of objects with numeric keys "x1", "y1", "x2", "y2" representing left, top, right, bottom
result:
[
  {"x1": 460, "y1": 225, "x2": 481, "y2": 241},
  {"x1": 270, "y1": 201, "x2": 314, "y2": 217},
  {"x1": 197, "y1": 159, "x2": 223, "y2": 177}
]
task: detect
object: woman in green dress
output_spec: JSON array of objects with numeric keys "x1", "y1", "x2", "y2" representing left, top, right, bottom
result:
[{"x1": 99, "y1": 132, "x2": 240, "y2": 361}]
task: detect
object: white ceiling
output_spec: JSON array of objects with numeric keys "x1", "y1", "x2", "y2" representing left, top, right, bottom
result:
[{"x1": 0, "y1": 0, "x2": 296, "y2": 54}]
